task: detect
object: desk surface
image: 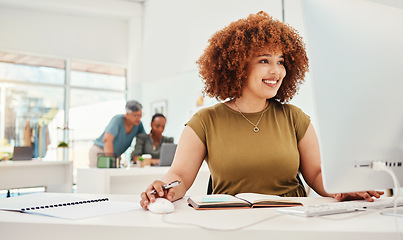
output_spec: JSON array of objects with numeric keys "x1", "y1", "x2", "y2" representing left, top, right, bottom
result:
[
  {"x1": 78, "y1": 165, "x2": 172, "y2": 175},
  {"x1": 0, "y1": 161, "x2": 72, "y2": 192},
  {"x1": 0, "y1": 193, "x2": 402, "y2": 240},
  {"x1": 76, "y1": 164, "x2": 210, "y2": 196},
  {"x1": 0, "y1": 160, "x2": 71, "y2": 167}
]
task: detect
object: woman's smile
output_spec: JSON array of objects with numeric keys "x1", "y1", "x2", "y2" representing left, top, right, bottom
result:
[{"x1": 262, "y1": 78, "x2": 279, "y2": 88}]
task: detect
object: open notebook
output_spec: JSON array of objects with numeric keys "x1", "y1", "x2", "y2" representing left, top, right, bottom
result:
[
  {"x1": 0, "y1": 193, "x2": 141, "y2": 219},
  {"x1": 188, "y1": 193, "x2": 302, "y2": 210}
]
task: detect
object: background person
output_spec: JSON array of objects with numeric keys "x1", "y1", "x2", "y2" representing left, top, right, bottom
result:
[
  {"x1": 131, "y1": 113, "x2": 174, "y2": 166},
  {"x1": 140, "y1": 11, "x2": 383, "y2": 208},
  {"x1": 89, "y1": 100, "x2": 145, "y2": 167}
]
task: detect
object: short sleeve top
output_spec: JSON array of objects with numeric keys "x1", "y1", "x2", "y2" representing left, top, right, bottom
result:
[
  {"x1": 186, "y1": 100, "x2": 310, "y2": 196},
  {"x1": 94, "y1": 114, "x2": 146, "y2": 156}
]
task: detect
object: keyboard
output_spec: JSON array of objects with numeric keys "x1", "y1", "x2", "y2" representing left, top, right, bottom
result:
[{"x1": 276, "y1": 198, "x2": 403, "y2": 217}]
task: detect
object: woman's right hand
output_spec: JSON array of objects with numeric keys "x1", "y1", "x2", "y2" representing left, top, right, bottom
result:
[{"x1": 139, "y1": 180, "x2": 176, "y2": 209}]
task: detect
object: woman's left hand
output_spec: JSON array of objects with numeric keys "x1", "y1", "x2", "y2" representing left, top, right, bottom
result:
[{"x1": 333, "y1": 191, "x2": 384, "y2": 202}]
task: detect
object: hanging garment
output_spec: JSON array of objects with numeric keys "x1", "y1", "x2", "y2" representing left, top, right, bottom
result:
[
  {"x1": 33, "y1": 124, "x2": 39, "y2": 158},
  {"x1": 44, "y1": 125, "x2": 51, "y2": 156},
  {"x1": 23, "y1": 121, "x2": 32, "y2": 146}
]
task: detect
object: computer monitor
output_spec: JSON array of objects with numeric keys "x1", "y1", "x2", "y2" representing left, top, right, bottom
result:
[{"x1": 301, "y1": 0, "x2": 403, "y2": 193}]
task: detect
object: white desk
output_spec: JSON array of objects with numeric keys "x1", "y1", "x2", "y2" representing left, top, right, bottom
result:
[
  {"x1": 76, "y1": 163, "x2": 210, "y2": 196},
  {"x1": 0, "y1": 161, "x2": 73, "y2": 193},
  {"x1": 0, "y1": 193, "x2": 402, "y2": 240}
]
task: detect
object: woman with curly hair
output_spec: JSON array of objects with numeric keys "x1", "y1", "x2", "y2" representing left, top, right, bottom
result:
[{"x1": 140, "y1": 11, "x2": 383, "y2": 208}]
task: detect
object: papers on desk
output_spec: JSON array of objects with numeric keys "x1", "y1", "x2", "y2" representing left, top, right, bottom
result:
[{"x1": 0, "y1": 193, "x2": 141, "y2": 219}]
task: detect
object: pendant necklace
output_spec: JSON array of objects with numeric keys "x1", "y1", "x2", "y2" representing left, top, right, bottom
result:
[
  {"x1": 150, "y1": 133, "x2": 161, "y2": 150},
  {"x1": 234, "y1": 101, "x2": 266, "y2": 133},
  {"x1": 150, "y1": 134, "x2": 157, "y2": 150}
]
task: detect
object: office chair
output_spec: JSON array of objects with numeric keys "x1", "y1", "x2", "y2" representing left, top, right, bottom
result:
[{"x1": 207, "y1": 175, "x2": 213, "y2": 195}]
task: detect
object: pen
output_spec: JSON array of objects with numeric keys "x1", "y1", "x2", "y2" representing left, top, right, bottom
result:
[{"x1": 150, "y1": 180, "x2": 181, "y2": 194}]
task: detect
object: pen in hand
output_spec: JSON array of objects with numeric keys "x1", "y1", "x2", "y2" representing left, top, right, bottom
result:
[{"x1": 150, "y1": 180, "x2": 181, "y2": 195}]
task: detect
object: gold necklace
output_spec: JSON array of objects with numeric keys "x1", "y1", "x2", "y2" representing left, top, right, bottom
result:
[
  {"x1": 150, "y1": 133, "x2": 161, "y2": 150},
  {"x1": 234, "y1": 101, "x2": 266, "y2": 133}
]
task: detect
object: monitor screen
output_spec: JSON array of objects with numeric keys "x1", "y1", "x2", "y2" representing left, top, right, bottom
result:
[{"x1": 302, "y1": 0, "x2": 403, "y2": 193}]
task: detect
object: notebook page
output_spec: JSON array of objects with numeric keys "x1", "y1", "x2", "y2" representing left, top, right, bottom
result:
[
  {"x1": 0, "y1": 193, "x2": 141, "y2": 219},
  {"x1": 235, "y1": 193, "x2": 280, "y2": 204},
  {"x1": 28, "y1": 200, "x2": 141, "y2": 219}
]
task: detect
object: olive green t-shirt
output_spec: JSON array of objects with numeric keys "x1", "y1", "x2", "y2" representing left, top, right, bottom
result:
[{"x1": 186, "y1": 100, "x2": 310, "y2": 196}]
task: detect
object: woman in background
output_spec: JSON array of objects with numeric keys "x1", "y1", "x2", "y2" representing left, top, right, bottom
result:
[
  {"x1": 89, "y1": 100, "x2": 145, "y2": 167},
  {"x1": 131, "y1": 113, "x2": 174, "y2": 166}
]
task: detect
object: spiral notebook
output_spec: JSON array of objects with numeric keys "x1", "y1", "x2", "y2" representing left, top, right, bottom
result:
[{"x1": 0, "y1": 193, "x2": 141, "y2": 219}]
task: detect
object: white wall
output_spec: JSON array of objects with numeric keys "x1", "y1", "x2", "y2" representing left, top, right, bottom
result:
[
  {"x1": 0, "y1": 8, "x2": 124, "y2": 65},
  {"x1": 139, "y1": 0, "x2": 285, "y2": 141},
  {"x1": 284, "y1": 0, "x2": 317, "y2": 127},
  {"x1": 0, "y1": 0, "x2": 142, "y2": 66}
]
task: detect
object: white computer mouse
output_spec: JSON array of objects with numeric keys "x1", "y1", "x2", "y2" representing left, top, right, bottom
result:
[{"x1": 147, "y1": 198, "x2": 175, "y2": 214}]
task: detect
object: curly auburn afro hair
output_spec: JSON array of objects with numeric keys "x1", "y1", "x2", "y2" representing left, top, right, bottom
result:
[{"x1": 196, "y1": 11, "x2": 309, "y2": 103}]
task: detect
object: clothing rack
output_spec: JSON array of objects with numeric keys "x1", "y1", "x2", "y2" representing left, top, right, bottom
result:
[{"x1": 21, "y1": 119, "x2": 50, "y2": 158}]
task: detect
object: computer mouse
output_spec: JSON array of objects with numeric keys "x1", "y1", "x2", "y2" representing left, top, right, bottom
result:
[{"x1": 147, "y1": 198, "x2": 175, "y2": 214}]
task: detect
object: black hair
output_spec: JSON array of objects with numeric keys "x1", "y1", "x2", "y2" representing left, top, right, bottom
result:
[{"x1": 151, "y1": 113, "x2": 166, "y2": 124}]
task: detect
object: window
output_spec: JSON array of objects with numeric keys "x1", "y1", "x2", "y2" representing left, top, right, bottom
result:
[
  {"x1": 71, "y1": 60, "x2": 126, "y2": 90},
  {"x1": 0, "y1": 56, "x2": 65, "y2": 161},
  {"x1": 0, "y1": 51, "x2": 127, "y2": 175}
]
